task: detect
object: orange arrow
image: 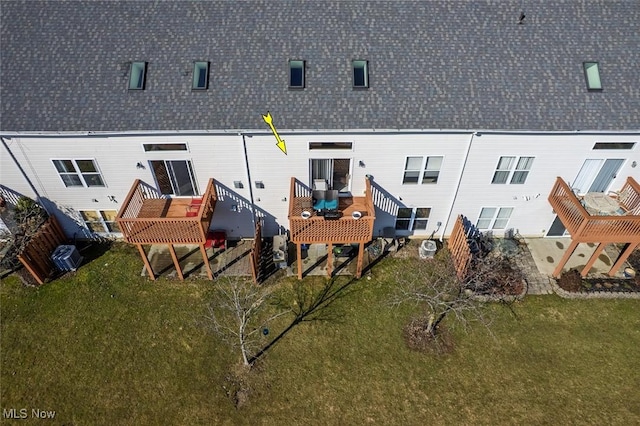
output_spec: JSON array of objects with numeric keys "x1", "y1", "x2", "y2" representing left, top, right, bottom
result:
[{"x1": 261, "y1": 112, "x2": 287, "y2": 155}]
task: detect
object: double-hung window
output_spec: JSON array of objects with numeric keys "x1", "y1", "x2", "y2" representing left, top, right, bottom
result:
[
  {"x1": 402, "y1": 156, "x2": 443, "y2": 184},
  {"x1": 53, "y1": 159, "x2": 105, "y2": 187},
  {"x1": 492, "y1": 156, "x2": 534, "y2": 184},
  {"x1": 476, "y1": 207, "x2": 513, "y2": 230},
  {"x1": 395, "y1": 207, "x2": 431, "y2": 231}
]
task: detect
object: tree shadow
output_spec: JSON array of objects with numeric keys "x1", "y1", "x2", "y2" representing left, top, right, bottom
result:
[{"x1": 248, "y1": 276, "x2": 359, "y2": 365}]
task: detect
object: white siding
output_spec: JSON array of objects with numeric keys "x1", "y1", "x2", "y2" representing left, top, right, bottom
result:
[{"x1": 451, "y1": 133, "x2": 640, "y2": 237}]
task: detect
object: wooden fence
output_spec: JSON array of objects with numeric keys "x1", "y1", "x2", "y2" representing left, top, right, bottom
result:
[
  {"x1": 17, "y1": 216, "x2": 67, "y2": 285},
  {"x1": 448, "y1": 215, "x2": 472, "y2": 281}
]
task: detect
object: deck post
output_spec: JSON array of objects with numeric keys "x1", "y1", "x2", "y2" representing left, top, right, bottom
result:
[
  {"x1": 552, "y1": 239, "x2": 579, "y2": 278},
  {"x1": 608, "y1": 242, "x2": 639, "y2": 277},
  {"x1": 167, "y1": 244, "x2": 183, "y2": 280},
  {"x1": 137, "y1": 244, "x2": 155, "y2": 280},
  {"x1": 297, "y1": 243, "x2": 303, "y2": 280},
  {"x1": 580, "y1": 242, "x2": 606, "y2": 277},
  {"x1": 327, "y1": 243, "x2": 333, "y2": 277},
  {"x1": 355, "y1": 241, "x2": 365, "y2": 278},
  {"x1": 200, "y1": 244, "x2": 213, "y2": 280}
]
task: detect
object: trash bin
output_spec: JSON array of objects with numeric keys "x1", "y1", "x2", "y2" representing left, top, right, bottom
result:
[{"x1": 419, "y1": 240, "x2": 437, "y2": 259}]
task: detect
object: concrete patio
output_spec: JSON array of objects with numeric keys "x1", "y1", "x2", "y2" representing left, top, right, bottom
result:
[{"x1": 525, "y1": 237, "x2": 626, "y2": 278}]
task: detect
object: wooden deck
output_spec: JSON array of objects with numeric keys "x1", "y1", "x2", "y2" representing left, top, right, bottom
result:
[
  {"x1": 288, "y1": 177, "x2": 375, "y2": 279},
  {"x1": 288, "y1": 177, "x2": 375, "y2": 244},
  {"x1": 116, "y1": 179, "x2": 217, "y2": 245},
  {"x1": 547, "y1": 176, "x2": 640, "y2": 277}
]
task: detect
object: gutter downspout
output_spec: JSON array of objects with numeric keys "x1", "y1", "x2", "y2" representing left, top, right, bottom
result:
[
  {"x1": 0, "y1": 136, "x2": 52, "y2": 215},
  {"x1": 440, "y1": 132, "x2": 475, "y2": 242},
  {"x1": 241, "y1": 134, "x2": 257, "y2": 228}
]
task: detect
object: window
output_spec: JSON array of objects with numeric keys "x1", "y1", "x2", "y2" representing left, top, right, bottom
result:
[
  {"x1": 476, "y1": 207, "x2": 513, "y2": 230},
  {"x1": 593, "y1": 142, "x2": 635, "y2": 150},
  {"x1": 129, "y1": 62, "x2": 147, "y2": 90},
  {"x1": 150, "y1": 160, "x2": 198, "y2": 196},
  {"x1": 53, "y1": 159, "x2": 105, "y2": 187},
  {"x1": 572, "y1": 158, "x2": 624, "y2": 194},
  {"x1": 289, "y1": 60, "x2": 305, "y2": 89},
  {"x1": 310, "y1": 158, "x2": 351, "y2": 192},
  {"x1": 402, "y1": 156, "x2": 443, "y2": 184},
  {"x1": 395, "y1": 207, "x2": 431, "y2": 231},
  {"x1": 143, "y1": 143, "x2": 188, "y2": 152},
  {"x1": 192, "y1": 61, "x2": 209, "y2": 90},
  {"x1": 583, "y1": 62, "x2": 602, "y2": 91},
  {"x1": 491, "y1": 156, "x2": 534, "y2": 184},
  {"x1": 81, "y1": 210, "x2": 120, "y2": 233},
  {"x1": 309, "y1": 142, "x2": 352, "y2": 150},
  {"x1": 352, "y1": 60, "x2": 369, "y2": 88}
]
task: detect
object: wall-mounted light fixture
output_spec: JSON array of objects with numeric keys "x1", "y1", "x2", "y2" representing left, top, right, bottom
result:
[
  {"x1": 136, "y1": 162, "x2": 145, "y2": 169},
  {"x1": 282, "y1": 197, "x2": 287, "y2": 202},
  {"x1": 108, "y1": 195, "x2": 117, "y2": 203},
  {"x1": 632, "y1": 161, "x2": 637, "y2": 168},
  {"x1": 358, "y1": 160, "x2": 366, "y2": 168}
]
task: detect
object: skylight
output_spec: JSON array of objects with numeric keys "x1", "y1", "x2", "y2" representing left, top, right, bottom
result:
[
  {"x1": 129, "y1": 62, "x2": 147, "y2": 90},
  {"x1": 583, "y1": 62, "x2": 602, "y2": 91},
  {"x1": 352, "y1": 60, "x2": 369, "y2": 88},
  {"x1": 192, "y1": 61, "x2": 209, "y2": 90},
  {"x1": 289, "y1": 60, "x2": 305, "y2": 89}
]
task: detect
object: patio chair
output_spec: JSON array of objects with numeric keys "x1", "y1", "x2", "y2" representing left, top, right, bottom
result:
[{"x1": 205, "y1": 229, "x2": 227, "y2": 250}]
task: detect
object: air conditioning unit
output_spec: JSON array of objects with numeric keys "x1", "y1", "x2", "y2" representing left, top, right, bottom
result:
[{"x1": 51, "y1": 244, "x2": 83, "y2": 272}]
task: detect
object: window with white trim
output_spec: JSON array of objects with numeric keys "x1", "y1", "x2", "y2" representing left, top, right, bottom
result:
[
  {"x1": 476, "y1": 207, "x2": 513, "y2": 230},
  {"x1": 491, "y1": 156, "x2": 534, "y2": 184},
  {"x1": 395, "y1": 207, "x2": 431, "y2": 231},
  {"x1": 80, "y1": 210, "x2": 120, "y2": 233},
  {"x1": 402, "y1": 156, "x2": 443, "y2": 184},
  {"x1": 53, "y1": 159, "x2": 105, "y2": 187}
]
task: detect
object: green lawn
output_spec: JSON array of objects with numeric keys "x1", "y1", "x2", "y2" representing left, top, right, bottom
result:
[{"x1": 2, "y1": 243, "x2": 640, "y2": 425}]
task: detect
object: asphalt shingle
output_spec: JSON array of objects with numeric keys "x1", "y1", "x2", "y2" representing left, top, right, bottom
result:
[{"x1": 1, "y1": 0, "x2": 638, "y2": 132}]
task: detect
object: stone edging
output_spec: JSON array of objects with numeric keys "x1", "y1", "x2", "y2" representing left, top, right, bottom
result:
[{"x1": 550, "y1": 278, "x2": 640, "y2": 299}]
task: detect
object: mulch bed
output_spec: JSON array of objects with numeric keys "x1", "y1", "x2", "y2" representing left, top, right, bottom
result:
[{"x1": 557, "y1": 248, "x2": 640, "y2": 293}]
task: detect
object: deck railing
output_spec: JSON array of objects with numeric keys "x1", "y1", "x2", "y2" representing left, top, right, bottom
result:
[
  {"x1": 116, "y1": 178, "x2": 217, "y2": 245},
  {"x1": 288, "y1": 177, "x2": 375, "y2": 244},
  {"x1": 548, "y1": 177, "x2": 640, "y2": 243}
]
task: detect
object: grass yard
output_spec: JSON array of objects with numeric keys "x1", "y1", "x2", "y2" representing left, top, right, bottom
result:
[{"x1": 1, "y1": 243, "x2": 640, "y2": 425}]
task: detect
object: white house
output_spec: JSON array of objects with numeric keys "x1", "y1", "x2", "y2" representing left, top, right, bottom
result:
[{"x1": 1, "y1": 1, "x2": 638, "y2": 243}]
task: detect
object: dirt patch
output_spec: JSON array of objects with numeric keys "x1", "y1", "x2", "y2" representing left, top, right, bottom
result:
[{"x1": 403, "y1": 316, "x2": 455, "y2": 356}]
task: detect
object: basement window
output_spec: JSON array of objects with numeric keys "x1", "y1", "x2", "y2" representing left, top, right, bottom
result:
[
  {"x1": 352, "y1": 60, "x2": 369, "y2": 88},
  {"x1": 593, "y1": 142, "x2": 635, "y2": 150},
  {"x1": 192, "y1": 61, "x2": 209, "y2": 90},
  {"x1": 583, "y1": 62, "x2": 602, "y2": 91},
  {"x1": 129, "y1": 62, "x2": 147, "y2": 90},
  {"x1": 289, "y1": 60, "x2": 305, "y2": 89}
]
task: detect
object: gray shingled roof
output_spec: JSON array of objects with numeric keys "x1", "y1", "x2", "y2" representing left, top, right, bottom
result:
[{"x1": 1, "y1": 0, "x2": 639, "y2": 132}]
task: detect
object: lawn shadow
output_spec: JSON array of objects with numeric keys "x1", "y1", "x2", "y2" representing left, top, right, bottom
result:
[{"x1": 249, "y1": 276, "x2": 360, "y2": 365}]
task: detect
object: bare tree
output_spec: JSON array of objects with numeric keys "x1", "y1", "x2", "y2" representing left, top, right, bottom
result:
[
  {"x1": 206, "y1": 276, "x2": 290, "y2": 366},
  {"x1": 390, "y1": 249, "x2": 522, "y2": 352}
]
